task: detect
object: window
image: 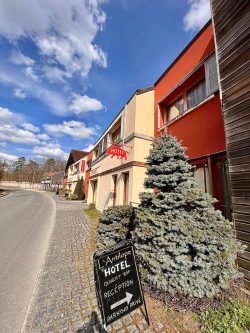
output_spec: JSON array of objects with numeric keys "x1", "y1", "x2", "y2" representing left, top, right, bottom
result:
[
  {"x1": 111, "y1": 126, "x2": 121, "y2": 144},
  {"x1": 205, "y1": 54, "x2": 219, "y2": 95},
  {"x1": 123, "y1": 172, "x2": 129, "y2": 206},
  {"x1": 94, "y1": 134, "x2": 108, "y2": 158},
  {"x1": 193, "y1": 165, "x2": 211, "y2": 194},
  {"x1": 87, "y1": 160, "x2": 91, "y2": 169},
  {"x1": 159, "y1": 53, "x2": 220, "y2": 129},
  {"x1": 92, "y1": 180, "x2": 98, "y2": 204},
  {"x1": 167, "y1": 97, "x2": 184, "y2": 122},
  {"x1": 103, "y1": 134, "x2": 108, "y2": 151},
  {"x1": 99, "y1": 140, "x2": 104, "y2": 155},
  {"x1": 94, "y1": 144, "x2": 100, "y2": 159},
  {"x1": 74, "y1": 163, "x2": 79, "y2": 174},
  {"x1": 187, "y1": 80, "x2": 206, "y2": 109},
  {"x1": 112, "y1": 174, "x2": 117, "y2": 206}
]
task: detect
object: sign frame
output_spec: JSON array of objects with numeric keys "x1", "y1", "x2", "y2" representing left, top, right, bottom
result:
[{"x1": 93, "y1": 240, "x2": 149, "y2": 330}]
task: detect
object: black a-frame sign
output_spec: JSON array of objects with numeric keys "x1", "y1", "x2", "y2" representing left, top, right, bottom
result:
[{"x1": 93, "y1": 240, "x2": 149, "y2": 330}]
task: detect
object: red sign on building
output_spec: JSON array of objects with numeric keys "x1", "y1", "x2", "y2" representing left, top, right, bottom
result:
[{"x1": 106, "y1": 145, "x2": 128, "y2": 160}]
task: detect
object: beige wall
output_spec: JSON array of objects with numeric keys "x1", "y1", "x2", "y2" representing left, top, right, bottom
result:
[
  {"x1": 66, "y1": 156, "x2": 88, "y2": 195},
  {"x1": 87, "y1": 88, "x2": 154, "y2": 211},
  {"x1": 87, "y1": 165, "x2": 148, "y2": 210},
  {"x1": 135, "y1": 90, "x2": 154, "y2": 137},
  {"x1": 0, "y1": 181, "x2": 42, "y2": 190},
  {"x1": 132, "y1": 137, "x2": 152, "y2": 162},
  {"x1": 129, "y1": 166, "x2": 148, "y2": 204},
  {"x1": 124, "y1": 95, "x2": 136, "y2": 138}
]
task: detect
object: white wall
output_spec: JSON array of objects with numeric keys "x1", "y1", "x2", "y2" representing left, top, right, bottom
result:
[{"x1": 0, "y1": 181, "x2": 42, "y2": 190}]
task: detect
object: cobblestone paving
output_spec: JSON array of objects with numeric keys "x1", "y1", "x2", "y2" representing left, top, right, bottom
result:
[{"x1": 24, "y1": 196, "x2": 165, "y2": 333}]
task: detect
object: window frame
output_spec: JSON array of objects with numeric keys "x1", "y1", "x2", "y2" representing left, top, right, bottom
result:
[
  {"x1": 205, "y1": 53, "x2": 219, "y2": 95},
  {"x1": 111, "y1": 124, "x2": 121, "y2": 144},
  {"x1": 166, "y1": 96, "x2": 184, "y2": 122},
  {"x1": 193, "y1": 164, "x2": 211, "y2": 194},
  {"x1": 161, "y1": 53, "x2": 219, "y2": 127},
  {"x1": 186, "y1": 79, "x2": 206, "y2": 110}
]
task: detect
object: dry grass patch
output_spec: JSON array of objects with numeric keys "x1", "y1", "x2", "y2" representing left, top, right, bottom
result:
[
  {"x1": 83, "y1": 207, "x2": 101, "y2": 221},
  {"x1": 144, "y1": 293, "x2": 200, "y2": 333}
]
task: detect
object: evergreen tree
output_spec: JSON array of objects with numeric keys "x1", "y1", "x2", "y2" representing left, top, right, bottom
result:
[
  {"x1": 14, "y1": 157, "x2": 26, "y2": 173},
  {"x1": 72, "y1": 177, "x2": 84, "y2": 200},
  {"x1": 13, "y1": 157, "x2": 26, "y2": 182},
  {"x1": 135, "y1": 134, "x2": 244, "y2": 298},
  {"x1": 97, "y1": 205, "x2": 134, "y2": 249}
]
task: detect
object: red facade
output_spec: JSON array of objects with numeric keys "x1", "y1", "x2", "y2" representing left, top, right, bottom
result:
[
  {"x1": 84, "y1": 151, "x2": 93, "y2": 198},
  {"x1": 165, "y1": 96, "x2": 225, "y2": 159},
  {"x1": 154, "y1": 21, "x2": 230, "y2": 218}
]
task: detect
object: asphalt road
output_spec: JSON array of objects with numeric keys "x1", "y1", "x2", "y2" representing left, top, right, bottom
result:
[{"x1": 0, "y1": 189, "x2": 55, "y2": 333}]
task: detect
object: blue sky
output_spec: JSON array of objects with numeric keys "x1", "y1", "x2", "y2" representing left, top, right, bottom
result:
[{"x1": 0, "y1": 0, "x2": 211, "y2": 163}]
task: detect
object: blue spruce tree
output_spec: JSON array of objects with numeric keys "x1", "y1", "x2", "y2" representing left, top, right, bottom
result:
[{"x1": 135, "y1": 134, "x2": 244, "y2": 298}]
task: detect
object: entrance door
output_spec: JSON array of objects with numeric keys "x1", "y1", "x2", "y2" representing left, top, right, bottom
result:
[
  {"x1": 220, "y1": 160, "x2": 232, "y2": 220},
  {"x1": 212, "y1": 155, "x2": 232, "y2": 220},
  {"x1": 92, "y1": 180, "x2": 97, "y2": 204},
  {"x1": 112, "y1": 175, "x2": 117, "y2": 206},
  {"x1": 123, "y1": 173, "x2": 129, "y2": 206}
]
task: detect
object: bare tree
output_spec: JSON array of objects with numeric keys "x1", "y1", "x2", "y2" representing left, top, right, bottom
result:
[
  {"x1": 0, "y1": 161, "x2": 7, "y2": 181},
  {"x1": 42, "y1": 158, "x2": 65, "y2": 173},
  {"x1": 2, "y1": 156, "x2": 66, "y2": 183}
]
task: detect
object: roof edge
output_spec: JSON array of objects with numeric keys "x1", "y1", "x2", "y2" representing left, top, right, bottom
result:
[
  {"x1": 91, "y1": 85, "x2": 154, "y2": 149},
  {"x1": 154, "y1": 19, "x2": 212, "y2": 86}
]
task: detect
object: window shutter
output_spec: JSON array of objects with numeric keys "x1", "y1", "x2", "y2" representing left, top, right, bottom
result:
[
  {"x1": 81, "y1": 160, "x2": 85, "y2": 172},
  {"x1": 205, "y1": 53, "x2": 219, "y2": 95}
]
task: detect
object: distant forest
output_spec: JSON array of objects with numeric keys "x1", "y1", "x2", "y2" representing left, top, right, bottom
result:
[{"x1": 0, "y1": 157, "x2": 66, "y2": 183}]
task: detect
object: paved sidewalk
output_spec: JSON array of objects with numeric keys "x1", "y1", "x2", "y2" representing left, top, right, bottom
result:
[{"x1": 24, "y1": 195, "x2": 164, "y2": 333}]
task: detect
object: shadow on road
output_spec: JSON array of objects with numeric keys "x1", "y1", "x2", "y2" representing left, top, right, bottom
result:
[{"x1": 77, "y1": 311, "x2": 104, "y2": 333}]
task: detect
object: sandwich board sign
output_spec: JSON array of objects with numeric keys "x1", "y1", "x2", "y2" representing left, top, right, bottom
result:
[{"x1": 93, "y1": 240, "x2": 148, "y2": 330}]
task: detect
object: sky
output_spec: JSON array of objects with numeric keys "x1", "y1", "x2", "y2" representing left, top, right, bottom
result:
[{"x1": 0, "y1": 0, "x2": 211, "y2": 163}]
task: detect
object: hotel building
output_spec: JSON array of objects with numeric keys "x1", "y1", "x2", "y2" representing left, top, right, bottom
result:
[{"x1": 87, "y1": 87, "x2": 154, "y2": 211}]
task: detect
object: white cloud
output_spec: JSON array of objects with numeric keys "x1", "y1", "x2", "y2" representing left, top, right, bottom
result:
[
  {"x1": 44, "y1": 120, "x2": 98, "y2": 139},
  {"x1": 0, "y1": 152, "x2": 18, "y2": 162},
  {"x1": 14, "y1": 88, "x2": 27, "y2": 99},
  {"x1": 69, "y1": 94, "x2": 103, "y2": 115},
  {"x1": 0, "y1": 125, "x2": 41, "y2": 145},
  {"x1": 23, "y1": 66, "x2": 39, "y2": 81},
  {"x1": 0, "y1": 107, "x2": 49, "y2": 145},
  {"x1": 32, "y1": 142, "x2": 68, "y2": 160},
  {"x1": 37, "y1": 133, "x2": 50, "y2": 141},
  {"x1": 0, "y1": 67, "x2": 69, "y2": 116},
  {"x1": 43, "y1": 65, "x2": 71, "y2": 83},
  {"x1": 83, "y1": 143, "x2": 94, "y2": 152},
  {"x1": 0, "y1": 106, "x2": 24, "y2": 124},
  {"x1": 183, "y1": 0, "x2": 211, "y2": 32},
  {"x1": 10, "y1": 51, "x2": 35, "y2": 66},
  {"x1": 0, "y1": 0, "x2": 107, "y2": 78},
  {"x1": 22, "y1": 123, "x2": 40, "y2": 133},
  {"x1": 0, "y1": 64, "x2": 104, "y2": 118}
]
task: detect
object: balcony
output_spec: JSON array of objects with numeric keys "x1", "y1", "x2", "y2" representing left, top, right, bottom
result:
[{"x1": 67, "y1": 173, "x2": 82, "y2": 183}]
